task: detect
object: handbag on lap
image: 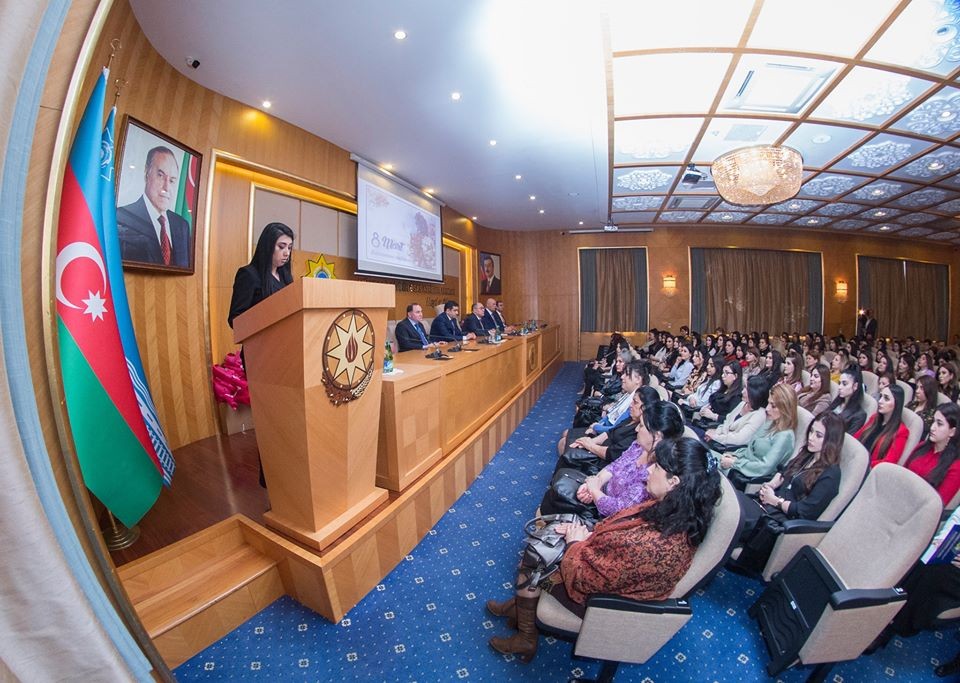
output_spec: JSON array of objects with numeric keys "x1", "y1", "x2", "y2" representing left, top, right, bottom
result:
[{"x1": 539, "y1": 468, "x2": 599, "y2": 523}]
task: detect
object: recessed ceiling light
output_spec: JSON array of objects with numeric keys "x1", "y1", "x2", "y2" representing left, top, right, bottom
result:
[
  {"x1": 807, "y1": 218, "x2": 819, "y2": 224},
  {"x1": 262, "y1": 100, "x2": 272, "y2": 109},
  {"x1": 871, "y1": 189, "x2": 885, "y2": 196},
  {"x1": 928, "y1": 160, "x2": 945, "y2": 170},
  {"x1": 382, "y1": 163, "x2": 394, "y2": 171},
  {"x1": 721, "y1": 213, "x2": 733, "y2": 221},
  {"x1": 788, "y1": 202, "x2": 801, "y2": 209},
  {"x1": 529, "y1": 195, "x2": 536, "y2": 200},
  {"x1": 515, "y1": 174, "x2": 522, "y2": 180},
  {"x1": 128, "y1": 164, "x2": 136, "y2": 169},
  {"x1": 451, "y1": 92, "x2": 461, "y2": 101},
  {"x1": 394, "y1": 29, "x2": 407, "y2": 40},
  {"x1": 539, "y1": 209, "x2": 545, "y2": 214},
  {"x1": 471, "y1": 216, "x2": 478, "y2": 220},
  {"x1": 811, "y1": 134, "x2": 832, "y2": 144},
  {"x1": 874, "y1": 210, "x2": 887, "y2": 217},
  {"x1": 939, "y1": 110, "x2": 956, "y2": 121},
  {"x1": 489, "y1": 139, "x2": 497, "y2": 146},
  {"x1": 425, "y1": 187, "x2": 434, "y2": 194},
  {"x1": 879, "y1": 224, "x2": 891, "y2": 231},
  {"x1": 578, "y1": 221, "x2": 584, "y2": 225}
]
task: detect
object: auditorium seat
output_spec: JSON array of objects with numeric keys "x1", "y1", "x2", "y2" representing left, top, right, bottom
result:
[
  {"x1": 750, "y1": 463, "x2": 942, "y2": 679},
  {"x1": 535, "y1": 476, "x2": 742, "y2": 682},
  {"x1": 861, "y1": 371, "x2": 878, "y2": 398},
  {"x1": 896, "y1": 408, "x2": 925, "y2": 467},
  {"x1": 861, "y1": 393, "x2": 878, "y2": 422},
  {"x1": 741, "y1": 406, "x2": 814, "y2": 496},
  {"x1": 938, "y1": 391, "x2": 953, "y2": 406},
  {"x1": 896, "y1": 379, "x2": 914, "y2": 405},
  {"x1": 801, "y1": 369, "x2": 810, "y2": 387}
]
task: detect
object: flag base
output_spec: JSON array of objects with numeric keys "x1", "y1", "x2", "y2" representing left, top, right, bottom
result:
[{"x1": 101, "y1": 512, "x2": 140, "y2": 550}]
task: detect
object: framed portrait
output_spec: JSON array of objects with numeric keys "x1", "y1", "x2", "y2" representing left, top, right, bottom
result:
[
  {"x1": 479, "y1": 251, "x2": 501, "y2": 295},
  {"x1": 115, "y1": 116, "x2": 202, "y2": 273}
]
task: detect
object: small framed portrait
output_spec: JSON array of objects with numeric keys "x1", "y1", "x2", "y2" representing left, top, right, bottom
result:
[
  {"x1": 479, "y1": 251, "x2": 501, "y2": 295},
  {"x1": 115, "y1": 116, "x2": 202, "y2": 273}
]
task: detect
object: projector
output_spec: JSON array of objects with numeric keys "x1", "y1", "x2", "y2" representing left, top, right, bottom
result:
[
  {"x1": 603, "y1": 223, "x2": 619, "y2": 232},
  {"x1": 681, "y1": 164, "x2": 705, "y2": 186}
]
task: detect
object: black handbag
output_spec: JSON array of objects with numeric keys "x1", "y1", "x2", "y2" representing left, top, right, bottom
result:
[
  {"x1": 572, "y1": 404, "x2": 602, "y2": 428},
  {"x1": 518, "y1": 513, "x2": 595, "y2": 588},
  {"x1": 733, "y1": 512, "x2": 786, "y2": 573},
  {"x1": 555, "y1": 447, "x2": 604, "y2": 476},
  {"x1": 539, "y1": 468, "x2": 599, "y2": 523}
]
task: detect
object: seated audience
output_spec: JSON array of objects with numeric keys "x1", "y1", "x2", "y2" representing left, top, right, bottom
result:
[
  {"x1": 826, "y1": 363, "x2": 867, "y2": 434},
  {"x1": 856, "y1": 384, "x2": 909, "y2": 467},
  {"x1": 897, "y1": 352, "x2": 917, "y2": 389},
  {"x1": 487, "y1": 438, "x2": 722, "y2": 662},
  {"x1": 721, "y1": 338, "x2": 737, "y2": 363},
  {"x1": 779, "y1": 351, "x2": 804, "y2": 393},
  {"x1": 857, "y1": 349, "x2": 874, "y2": 374},
  {"x1": 803, "y1": 348, "x2": 820, "y2": 374},
  {"x1": 694, "y1": 361, "x2": 743, "y2": 426},
  {"x1": 916, "y1": 351, "x2": 936, "y2": 379},
  {"x1": 719, "y1": 383, "x2": 798, "y2": 482},
  {"x1": 908, "y1": 374, "x2": 940, "y2": 440},
  {"x1": 558, "y1": 360, "x2": 646, "y2": 450},
  {"x1": 759, "y1": 349, "x2": 784, "y2": 390},
  {"x1": 939, "y1": 360, "x2": 960, "y2": 402},
  {"x1": 830, "y1": 349, "x2": 850, "y2": 385},
  {"x1": 797, "y1": 363, "x2": 833, "y2": 417},
  {"x1": 676, "y1": 352, "x2": 717, "y2": 410},
  {"x1": 664, "y1": 342, "x2": 694, "y2": 389},
  {"x1": 703, "y1": 375, "x2": 771, "y2": 450},
  {"x1": 743, "y1": 346, "x2": 763, "y2": 378},
  {"x1": 731, "y1": 413, "x2": 844, "y2": 572},
  {"x1": 875, "y1": 352, "x2": 891, "y2": 376},
  {"x1": 902, "y1": 402, "x2": 960, "y2": 506},
  {"x1": 429, "y1": 300, "x2": 476, "y2": 343}
]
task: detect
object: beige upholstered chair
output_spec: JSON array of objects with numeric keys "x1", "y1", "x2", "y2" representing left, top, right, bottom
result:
[
  {"x1": 751, "y1": 463, "x2": 942, "y2": 680},
  {"x1": 829, "y1": 383, "x2": 839, "y2": 400},
  {"x1": 801, "y1": 369, "x2": 810, "y2": 387},
  {"x1": 758, "y1": 434, "x2": 869, "y2": 581},
  {"x1": 896, "y1": 408, "x2": 924, "y2": 466},
  {"x1": 861, "y1": 370, "x2": 878, "y2": 398},
  {"x1": 896, "y1": 379, "x2": 914, "y2": 405},
  {"x1": 822, "y1": 351, "x2": 836, "y2": 366},
  {"x1": 861, "y1": 392, "x2": 878, "y2": 422},
  {"x1": 536, "y1": 475, "x2": 742, "y2": 681},
  {"x1": 938, "y1": 391, "x2": 952, "y2": 406}
]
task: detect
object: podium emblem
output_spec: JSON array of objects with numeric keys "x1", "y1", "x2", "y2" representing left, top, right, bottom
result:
[{"x1": 322, "y1": 309, "x2": 376, "y2": 405}]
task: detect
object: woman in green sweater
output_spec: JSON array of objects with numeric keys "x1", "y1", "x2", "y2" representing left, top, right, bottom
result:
[{"x1": 719, "y1": 383, "x2": 797, "y2": 483}]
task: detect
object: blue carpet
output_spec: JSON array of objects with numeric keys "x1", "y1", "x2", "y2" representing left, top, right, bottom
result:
[{"x1": 175, "y1": 363, "x2": 951, "y2": 681}]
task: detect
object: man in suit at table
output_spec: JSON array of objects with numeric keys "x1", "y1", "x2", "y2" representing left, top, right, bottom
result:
[
  {"x1": 487, "y1": 298, "x2": 515, "y2": 334},
  {"x1": 117, "y1": 146, "x2": 191, "y2": 268},
  {"x1": 463, "y1": 302, "x2": 494, "y2": 337},
  {"x1": 395, "y1": 303, "x2": 433, "y2": 352},
  {"x1": 430, "y1": 300, "x2": 476, "y2": 343}
]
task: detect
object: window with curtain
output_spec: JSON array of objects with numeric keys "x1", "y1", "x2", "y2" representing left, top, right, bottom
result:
[
  {"x1": 691, "y1": 248, "x2": 822, "y2": 333},
  {"x1": 579, "y1": 248, "x2": 648, "y2": 332},
  {"x1": 857, "y1": 256, "x2": 949, "y2": 340}
]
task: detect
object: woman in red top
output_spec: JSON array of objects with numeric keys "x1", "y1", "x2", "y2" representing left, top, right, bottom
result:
[
  {"x1": 486, "y1": 438, "x2": 722, "y2": 663},
  {"x1": 855, "y1": 384, "x2": 909, "y2": 467},
  {"x1": 903, "y1": 402, "x2": 960, "y2": 507}
]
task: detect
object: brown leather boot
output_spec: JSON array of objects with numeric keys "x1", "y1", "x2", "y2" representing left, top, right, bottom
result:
[
  {"x1": 489, "y1": 595, "x2": 539, "y2": 662},
  {"x1": 486, "y1": 596, "x2": 517, "y2": 629}
]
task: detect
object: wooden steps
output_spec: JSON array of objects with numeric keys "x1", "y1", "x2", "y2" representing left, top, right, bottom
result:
[{"x1": 118, "y1": 516, "x2": 287, "y2": 668}]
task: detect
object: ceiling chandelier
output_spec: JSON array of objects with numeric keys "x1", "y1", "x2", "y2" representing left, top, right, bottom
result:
[{"x1": 712, "y1": 145, "x2": 804, "y2": 206}]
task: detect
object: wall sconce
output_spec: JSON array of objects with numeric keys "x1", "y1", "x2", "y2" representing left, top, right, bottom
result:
[
  {"x1": 835, "y1": 279, "x2": 848, "y2": 302},
  {"x1": 662, "y1": 274, "x2": 677, "y2": 297}
]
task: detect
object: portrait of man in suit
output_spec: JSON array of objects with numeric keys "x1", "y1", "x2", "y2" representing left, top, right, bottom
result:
[
  {"x1": 479, "y1": 252, "x2": 501, "y2": 295},
  {"x1": 116, "y1": 120, "x2": 200, "y2": 272}
]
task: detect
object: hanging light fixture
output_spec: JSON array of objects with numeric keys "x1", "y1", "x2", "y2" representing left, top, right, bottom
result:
[{"x1": 712, "y1": 145, "x2": 803, "y2": 206}]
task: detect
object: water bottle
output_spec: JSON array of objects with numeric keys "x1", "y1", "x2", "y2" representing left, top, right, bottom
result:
[{"x1": 384, "y1": 340, "x2": 394, "y2": 373}]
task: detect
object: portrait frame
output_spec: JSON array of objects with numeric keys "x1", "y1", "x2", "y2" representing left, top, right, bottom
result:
[
  {"x1": 478, "y1": 251, "x2": 502, "y2": 296},
  {"x1": 115, "y1": 116, "x2": 202, "y2": 273}
]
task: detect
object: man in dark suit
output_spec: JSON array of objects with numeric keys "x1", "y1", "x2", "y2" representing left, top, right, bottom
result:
[
  {"x1": 857, "y1": 308, "x2": 878, "y2": 340},
  {"x1": 487, "y1": 298, "x2": 515, "y2": 334},
  {"x1": 480, "y1": 254, "x2": 500, "y2": 295},
  {"x1": 463, "y1": 302, "x2": 493, "y2": 337},
  {"x1": 430, "y1": 300, "x2": 476, "y2": 342},
  {"x1": 395, "y1": 302, "x2": 432, "y2": 352},
  {"x1": 117, "y1": 146, "x2": 191, "y2": 268}
]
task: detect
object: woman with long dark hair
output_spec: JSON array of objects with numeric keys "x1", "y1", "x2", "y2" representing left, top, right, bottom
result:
[
  {"x1": 855, "y1": 384, "x2": 909, "y2": 466},
  {"x1": 695, "y1": 361, "x2": 743, "y2": 425},
  {"x1": 487, "y1": 438, "x2": 722, "y2": 663},
  {"x1": 228, "y1": 222, "x2": 295, "y2": 328},
  {"x1": 939, "y1": 361, "x2": 960, "y2": 402},
  {"x1": 680, "y1": 355, "x2": 723, "y2": 415},
  {"x1": 908, "y1": 374, "x2": 940, "y2": 440},
  {"x1": 705, "y1": 375, "x2": 771, "y2": 450},
  {"x1": 797, "y1": 363, "x2": 833, "y2": 417},
  {"x1": 732, "y1": 413, "x2": 845, "y2": 572},
  {"x1": 897, "y1": 352, "x2": 917, "y2": 389},
  {"x1": 826, "y1": 363, "x2": 867, "y2": 434},
  {"x1": 759, "y1": 349, "x2": 784, "y2": 390},
  {"x1": 904, "y1": 402, "x2": 960, "y2": 506},
  {"x1": 779, "y1": 351, "x2": 804, "y2": 393}
]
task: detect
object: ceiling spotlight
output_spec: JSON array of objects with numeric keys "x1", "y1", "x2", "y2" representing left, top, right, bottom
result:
[
  {"x1": 471, "y1": 216, "x2": 478, "y2": 220},
  {"x1": 529, "y1": 195, "x2": 536, "y2": 200},
  {"x1": 425, "y1": 187, "x2": 435, "y2": 194},
  {"x1": 578, "y1": 221, "x2": 584, "y2": 225},
  {"x1": 515, "y1": 174, "x2": 522, "y2": 180},
  {"x1": 879, "y1": 225, "x2": 891, "y2": 231},
  {"x1": 681, "y1": 163, "x2": 705, "y2": 186},
  {"x1": 261, "y1": 100, "x2": 272, "y2": 109},
  {"x1": 721, "y1": 214, "x2": 733, "y2": 221},
  {"x1": 383, "y1": 163, "x2": 394, "y2": 171},
  {"x1": 928, "y1": 160, "x2": 945, "y2": 170},
  {"x1": 451, "y1": 92, "x2": 461, "y2": 101},
  {"x1": 874, "y1": 210, "x2": 887, "y2": 217},
  {"x1": 489, "y1": 139, "x2": 497, "y2": 146},
  {"x1": 539, "y1": 209, "x2": 545, "y2": 214},
  {"x1": 807, "y1": 218, "x2": 819, "y2": 224},
  {"x1": 871, "y1": 189, "x2": 885, "y2": 196},
  {"x1": 394, "y1": 29, "x2": 407, "y2": 40}
]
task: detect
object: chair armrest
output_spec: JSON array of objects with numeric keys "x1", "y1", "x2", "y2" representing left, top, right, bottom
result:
[
  {"x1": 781, "y1": 519, "x2": 834, "y2": 534},
  {"x1": 829, "y1": 587, "x2": 907, "y2": 610},
  {"x1": 586, "y1": 593, "x2": 691, "y2": 616}
]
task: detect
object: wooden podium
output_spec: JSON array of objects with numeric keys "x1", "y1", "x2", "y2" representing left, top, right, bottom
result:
[{"x1": 233, "y1": 278, "x2": 394, "y2": 551}]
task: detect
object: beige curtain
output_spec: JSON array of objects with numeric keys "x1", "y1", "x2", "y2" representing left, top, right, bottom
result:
[
  {"x1": 906, "y1": 262, "x2": 947, "y2": 339},
  {"x1": 866, "y1": 257, "x2": 908, "y2": 338},
  {"x1": 702, "y1": 248, "x2": 813, "y2": 332},
  {"x1": 595, "y1": 249, "x2": 637, "y2": 331}
]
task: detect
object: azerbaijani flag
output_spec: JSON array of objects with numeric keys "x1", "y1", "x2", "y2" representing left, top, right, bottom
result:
[
  {"x1": 100, "y1": 106, "x2": 175, "y2": 485},
  {"x1": 55, "y1": 69, "x2": 163, "y2": 526},
  {"x1": 174, "y1": 152, "x2": 198, "y2": 230}
]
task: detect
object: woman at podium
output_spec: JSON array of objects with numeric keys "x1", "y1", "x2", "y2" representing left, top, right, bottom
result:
[{"x1": 228, "y1": 222, "x2": 295, "y2": 328}]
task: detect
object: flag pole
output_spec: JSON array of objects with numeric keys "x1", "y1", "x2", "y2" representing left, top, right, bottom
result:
[{"x1": 100, "y1": 510, "x2": 140, "y2": 550}]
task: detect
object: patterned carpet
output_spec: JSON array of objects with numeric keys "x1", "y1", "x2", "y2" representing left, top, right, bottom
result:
[{"x1": 175, "y1": 363, "x2": 952, "y2": 681}]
